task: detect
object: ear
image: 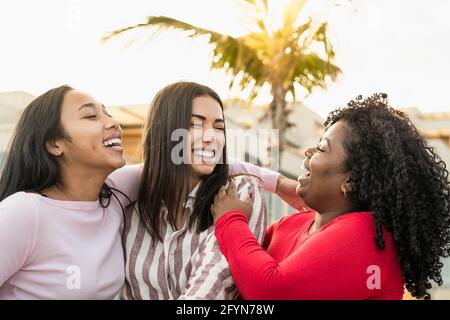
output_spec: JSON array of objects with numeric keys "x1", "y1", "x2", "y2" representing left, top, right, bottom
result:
[
  {"x1": 45, "y1": 139, "x2": 63, "y2": 157},
  {"x1": 340, "y1": 176, "x2": 352, "y2": 195}
]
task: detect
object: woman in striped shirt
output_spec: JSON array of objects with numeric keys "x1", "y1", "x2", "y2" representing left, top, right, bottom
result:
[{"x1": 108, "y1": 82, "x2": 297, "y2": 299}]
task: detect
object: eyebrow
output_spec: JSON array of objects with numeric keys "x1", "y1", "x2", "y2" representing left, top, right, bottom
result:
[
  {"x1": 319, "y1": 137, "x2": 332, "y2": 150},
  {"x1": 78, "y1": 103, "x2": 107, "y2": 112},
  {"x1": 191, "y1": 113, "x2": 225, "y2": 124},
  {"x1": 78, "y1": 103, "x2": 96, "y2": 111}
]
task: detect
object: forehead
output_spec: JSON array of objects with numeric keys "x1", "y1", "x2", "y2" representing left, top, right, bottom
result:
[
  {"x1": 191, "y1": 95, "x2": 223, "y2": 119},
  {"x1": 323, "y1": 121, "x2": 349, "y2": 141},
  {"x1": 62, "y1": 90, "x2": 101, "y2": 114}
]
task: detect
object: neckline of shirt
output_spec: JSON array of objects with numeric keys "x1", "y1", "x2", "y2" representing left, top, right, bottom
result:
[
  {"x1": 26, "y1": 192, "x2": 101, "y2": 211},
  {"x1": 302, "y1": 211, "x2": 373, "y2": 237}
]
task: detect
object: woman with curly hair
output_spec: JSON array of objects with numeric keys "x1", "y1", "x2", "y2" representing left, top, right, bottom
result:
[{"x1": 212, "y1": 93, "x2": 450, "y2": 300}]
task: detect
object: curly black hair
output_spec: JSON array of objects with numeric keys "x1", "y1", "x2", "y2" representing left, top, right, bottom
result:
[{"x1": 324, "y1": 93, "x2": 450, "y2": 299}]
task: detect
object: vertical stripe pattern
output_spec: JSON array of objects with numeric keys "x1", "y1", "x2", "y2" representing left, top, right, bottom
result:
[{"x1": 122, "y1": 175, "x2": 267, "y2": 300}]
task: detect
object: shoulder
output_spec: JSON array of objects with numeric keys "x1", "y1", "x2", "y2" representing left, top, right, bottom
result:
[
  {"x1": 230, "y1": 174, "x2": 264, "y2": 204},
  {"x1": 231, "y1": 174, "x2": 263, "y2": 190},
  {"x1": 1, "y1": 191, "x2": 38, "y2": 211},
  {"x1": 106, "y1": 164, "x2": 143, "y2": 203},
  {"x1": 271, "y1": 210, "x2": 316, "y2": 230},
  {"x1": 327, "y1": 212, "x2": 374, "y2": 233},
  {"x1": 0, "y1": 192, "x2": 40, "y2": 228},
  {"x1": 316, "y1": 212, "x2": 380, "y2": 249},
  {"x1": 330, "y1": 212, "x2": 397, "y2": 249}
]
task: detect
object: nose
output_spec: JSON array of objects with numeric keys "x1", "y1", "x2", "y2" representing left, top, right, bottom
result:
[
  {"x1": 105, "y1": 115, "x2": 120, "y2": 131},
  {"x1": 202, "y1": 128, "x2": 216, "y2": 143},
  {"x1": 304, "y1": 146, "x2": 315, "y2": 159}
]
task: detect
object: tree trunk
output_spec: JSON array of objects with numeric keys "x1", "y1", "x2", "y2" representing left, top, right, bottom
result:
[{"x1": 269, "y1": 83, "x2": 288, "y2": 156}]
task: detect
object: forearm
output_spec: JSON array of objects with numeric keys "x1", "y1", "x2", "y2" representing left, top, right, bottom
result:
[
  {"x1": 228, "y1": 158, "x2": 279, "y2": 193},
  {"x1": 214, "y1": 211, "x2": 286, "y2": 299},
  {"x1": 275, "y1": 175, "x2": 309, "y2": 212}
]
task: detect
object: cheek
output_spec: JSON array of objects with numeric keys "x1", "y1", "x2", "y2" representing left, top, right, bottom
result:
[
  {"x1": 67, "y1": 127, "x2": 102, "y2": 153},
  {"x1": 73, "y1": 140, "x2": 100, "y2": 156},
  {"x1": 310, "y1": 157, "x2": 324, "y2": 176},
  {"x1": 216, "y1": 132, "x2": 226, "y2": 149},
  {"x1": 189, "y1": 129, "x2": 203, "y2": 147}
]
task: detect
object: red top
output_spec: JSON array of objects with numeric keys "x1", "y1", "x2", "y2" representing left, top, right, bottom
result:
[{"x1": 214, "y1": 210, "x2": 405, "y2": 300}]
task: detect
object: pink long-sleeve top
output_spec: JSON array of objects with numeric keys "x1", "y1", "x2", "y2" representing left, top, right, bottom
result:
[{"x1": 0, "y1": 190, "x2": 125, "y2": 300}]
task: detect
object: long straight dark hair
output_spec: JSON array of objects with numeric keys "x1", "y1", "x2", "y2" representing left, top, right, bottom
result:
[
  {"x1": 137, "y1": 82, "x2": 229, "y2": 242},
  {"x1": 0, "y1": 85, "x2": 73, "y2": 201}
]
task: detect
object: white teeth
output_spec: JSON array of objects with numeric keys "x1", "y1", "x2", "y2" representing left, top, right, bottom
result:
[
  {"x1": 103, "y1": 138, "x2": 122, "y2": 147},
  {"x1": 193, "y1": 150, "x2": 215, "y2": 158}
]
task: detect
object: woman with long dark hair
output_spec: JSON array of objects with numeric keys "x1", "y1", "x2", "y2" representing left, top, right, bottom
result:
[
  {"x1": 0, "y1": 85, "x2": 129, "y2": 299},
  {"x1": 213, "y1": 93, "x2": 450, "y2": 300},
  {"x1": 108, "y1": 81, "x2": 279, "y2": 299}
]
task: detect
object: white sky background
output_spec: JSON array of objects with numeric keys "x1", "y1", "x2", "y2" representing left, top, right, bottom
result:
[{"x1": 0, "y1": 0, "x2": 449, "y2": 117}]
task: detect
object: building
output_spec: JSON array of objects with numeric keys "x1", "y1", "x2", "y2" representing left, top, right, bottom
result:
[{"x1": 0, "y1": 91, "x2": 34, "y2": 165}]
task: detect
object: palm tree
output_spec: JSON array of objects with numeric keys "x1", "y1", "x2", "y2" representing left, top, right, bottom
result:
[{"x1": 103, "y1": 0, "x2": 341, "y2": 154}]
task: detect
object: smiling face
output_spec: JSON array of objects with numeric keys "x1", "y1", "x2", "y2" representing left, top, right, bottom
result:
[
  {"x1": 188, "y1": 95, "x2": 226, "y2": 177},
  {"x1": 50, "y1": 90, "x2": 126, "y2": 174},
  {"x1": 296, "y1": 121, "x2": 352, "y2": 213}
]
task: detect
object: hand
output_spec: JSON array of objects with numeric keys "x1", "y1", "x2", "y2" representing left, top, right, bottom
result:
[{"x1": 212, "y1": 180, "x2": 253, "y2": 223}]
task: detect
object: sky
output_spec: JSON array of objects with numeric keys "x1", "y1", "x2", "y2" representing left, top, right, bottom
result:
[{"x1": 0, "y1": 0, "x2": 449, "y2": 118}]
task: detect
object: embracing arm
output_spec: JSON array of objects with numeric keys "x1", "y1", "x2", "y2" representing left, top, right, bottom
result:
[
  {"x1": 106, "y1": 163, "x2": 143, "y2": 205},
  {"x1": 228, "y1": 158, "x2": 308, "y2": 211}
]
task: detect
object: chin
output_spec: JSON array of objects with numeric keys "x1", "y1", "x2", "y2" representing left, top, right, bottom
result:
[
  {"x1": 117, "y1": 158, "x2": 126, "y2": 168},
  {"x1": 296, "y1": 185, "x2": 305, "y2": 197},
  {"x1": 109, "y1": 157, "x2": 126, "y2": 170},
  {"x1": 192, "y1": 164, "x2": 216, "y2": 177}
]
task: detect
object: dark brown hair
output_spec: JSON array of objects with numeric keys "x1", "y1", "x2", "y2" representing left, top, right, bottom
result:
[
  {"x1": 0, "y1": 85, "x2": 72, "y2": 201},
  {"x1": 137, "y1": 82, "x2": 228, "y2": 242}
]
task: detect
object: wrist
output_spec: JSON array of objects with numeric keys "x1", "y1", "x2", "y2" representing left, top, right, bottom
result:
[
  {"x1": 276, "y1": 175, "x2": 286, "y2": 194},
  {"x1": 214, "y1": 210, "x2": 248, "y2": 225}
]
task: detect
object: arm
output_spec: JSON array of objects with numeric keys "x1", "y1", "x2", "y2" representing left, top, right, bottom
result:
[
  {"x1": 179, "y1": 176, "x2": 268, "y2": 299},
  {"x1": 275, "y1": 175, "x2": 310, "y2": 212},
  {"x1": 0, "y1": 193, "x2": 38, "y2": 286},
  {"x1": 214, "y1": 211, "x2": 374, "y2": 300},
  {"x1": 228, "y1": 157, "x2": 308, "y2": 211},
  {"x1": 106, "y1": 163, "x2": 143, "y2": 205}
]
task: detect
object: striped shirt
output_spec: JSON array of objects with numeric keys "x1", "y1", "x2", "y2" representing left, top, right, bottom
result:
[{"x1": 107, "y1": 159, "x2": 278, "y2": 299}]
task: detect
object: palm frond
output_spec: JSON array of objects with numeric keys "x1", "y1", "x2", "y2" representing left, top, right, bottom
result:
[
  {"x1": 103, "y1": 16, "x2": 223, "y2": 42},
  {"x1": 283, "y1": 0, "x2": 307, "y2": 31},
  {"x1": 291, "y1": 52, "x2": 341, "y2": 94}
]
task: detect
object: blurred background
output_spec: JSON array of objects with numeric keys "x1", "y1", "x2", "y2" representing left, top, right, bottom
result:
[{"x1": 0, "y1": 0, "x2": 449, "y2": 299}]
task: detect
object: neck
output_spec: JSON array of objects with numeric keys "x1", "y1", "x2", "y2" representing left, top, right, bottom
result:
[
  {"x1": 174, "y1": 175, "x2": 200, "y2": 230},
  {"x1": 188, "y1": 175, "x2": 200, "y2": 195},
  {"x1": 43, "y1": 166, "x2": 110, "y2": 201},
  {"x1": 310, "y1": 205, "x2": 353, "y2": 234}
]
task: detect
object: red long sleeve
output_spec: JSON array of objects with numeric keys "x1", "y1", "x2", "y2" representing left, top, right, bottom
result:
[{"x1": 214, "y1": 210, "x2": 404, "y2": 300}]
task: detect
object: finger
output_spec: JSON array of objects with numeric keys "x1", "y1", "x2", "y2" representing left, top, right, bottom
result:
[
  {"x1": 228, "y1": 179, "x2": 237, "y2": 197},
  {"x1": 218, "y1": 185, "x2": 227, "y2": 199}
]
